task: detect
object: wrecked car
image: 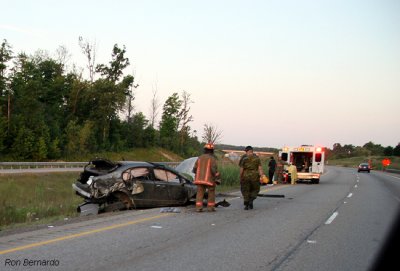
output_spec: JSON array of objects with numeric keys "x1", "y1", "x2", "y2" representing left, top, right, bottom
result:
[{"x1": 72, "y1": 157, "x2": 198, "y2": 215}]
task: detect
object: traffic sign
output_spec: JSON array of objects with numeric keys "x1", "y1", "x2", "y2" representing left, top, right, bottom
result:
[{"x1": 382, "y1": 158, "x2": 391, "y2": 167}]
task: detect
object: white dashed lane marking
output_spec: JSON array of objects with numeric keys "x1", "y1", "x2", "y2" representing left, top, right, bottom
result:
[{"x1": 325, "y1": 212, "x2": 338, "y2": 225}]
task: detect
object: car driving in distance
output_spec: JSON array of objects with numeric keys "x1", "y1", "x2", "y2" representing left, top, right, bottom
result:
[{"x1": 358, "y1": 163, "x2": 371, "y2": 173}]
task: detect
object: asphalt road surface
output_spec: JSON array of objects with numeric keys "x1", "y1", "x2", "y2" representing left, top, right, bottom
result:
[{"x1": 1, "y1": 166, "x2": 399, "y2": 271}]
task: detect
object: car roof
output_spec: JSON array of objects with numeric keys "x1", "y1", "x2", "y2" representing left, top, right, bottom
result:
[
  {"x1": 117, "y1": 161, "x2": 180, "y2": 174},
  {"x1": 118, "y1": 161, "x2": 154, "y2": 167}
]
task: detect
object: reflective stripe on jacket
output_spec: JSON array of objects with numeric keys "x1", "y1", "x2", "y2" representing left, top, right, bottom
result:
[{"x1": 193, "y1": 154, "x2": 217, "y2": 186}]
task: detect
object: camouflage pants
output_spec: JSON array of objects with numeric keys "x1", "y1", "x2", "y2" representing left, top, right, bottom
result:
[
  {"x1": 240, "y1": 180, "x2": 260, "y2": 205},
  {"x1": 195, "y1": 185, "x2": 216, "y2": 210}
]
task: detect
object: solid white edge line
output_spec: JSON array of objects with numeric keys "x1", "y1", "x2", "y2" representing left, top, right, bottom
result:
[{"x1": 325, "y1": 212, "x2": 338, "y2": 224}]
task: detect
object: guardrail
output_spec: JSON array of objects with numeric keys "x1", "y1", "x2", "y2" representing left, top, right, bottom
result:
[
  {"x1": 0, "y1": 161, "x2": 181, "y2": 170},
  {"x1": 0, "y1": 162, "x2": 87, "y2": 169}
]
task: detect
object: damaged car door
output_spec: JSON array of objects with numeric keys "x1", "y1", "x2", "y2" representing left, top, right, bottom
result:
[
  {"x1": 153, "y1": 168, "x2": 188, "y2": 205},
  {"x1": 121, "y1": 166, "x2": 155, "y2": 208}
]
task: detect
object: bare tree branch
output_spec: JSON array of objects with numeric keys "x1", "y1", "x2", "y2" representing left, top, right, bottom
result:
[
  {"x1": 78, "y1": 36, "x2": 96, "y2": 82},
  {"x1": 202, "y1": 123, "x2": 223, "y2": 144},
  {"x1": 149, "y1": 82, "x2": 160, "y2": 128}
]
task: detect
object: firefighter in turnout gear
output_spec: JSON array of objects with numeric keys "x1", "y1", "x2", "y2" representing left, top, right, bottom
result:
[
  {"x1": 239, "y1": 146, "x2": 265, "y2": 210},
  {"x1": 192, "y1": 143, "x2": 220, "y2": 212}
]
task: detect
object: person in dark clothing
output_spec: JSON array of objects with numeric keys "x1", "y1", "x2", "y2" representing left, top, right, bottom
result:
[{"x1": 268, "y1": 156, "x2": 276, "y2": 185}]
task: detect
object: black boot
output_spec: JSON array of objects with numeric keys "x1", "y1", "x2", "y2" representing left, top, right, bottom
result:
[
  {"x1": 244, "y1": 201, "x2": 249, "y2": 210},
  {"x1": 249, "y1": 200, "x2": 254, "y2": 209}
]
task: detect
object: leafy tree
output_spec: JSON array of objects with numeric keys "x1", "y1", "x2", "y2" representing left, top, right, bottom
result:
[
  {"x1": 331, "y1": 143, "x2": 355, "y2": 158},
  {"x1": 0, "y1": 41, "x2": 202, "y2": 160},
  {"x1": 394, "y1": 143, "x2": 400, "y2": 157},
  {"x1": 143, "y1": 125, "x2": 157, "y2": 147},
  {"x1": 0, "y1": 40, "x2": 13, "y2": 136},
  {"x1": 48, "y1": 138, "x2": 61, "y2": 159},
  {"x1": 79, "y1": 120, "x2": 95, "y2": 154},
  {"x1": 159, "y1": 93, "x2": 182, "y2": 152},
  {"x1": 363, "y1": 141, "x2": 384, "y2": 156},
  {"x1": 11, "y1": 125, "x2": 35, "y2": 160},
  {"x1": 33, "y1": 137, "x2": 48, "y2": 161},
  {"x1": 384, "y1": 146, "x2": 394, "y2": 156},
  {"x1": 64, "y1": 120, "x2": 81, "y2": 158},
  {"x1": 0, "y1": 115, "x2": 6, "y2": 152},
  {"x1": 127, "y1": 112, "x2": 148, "y2": 148},
  {"x1": 108, "y1": 119, "x2": 126, "y2": 151},
  {"x1": 352, "y1": 146, "x2": 370, "y2": 157},
  {"x1": 96, "y1": 44, "x2": 130, "y2": 83},
  {"x1": 177, "y1": 91, "x2": 193, "y2": 152},
  {"x1": 0, "y1": 39, "x2": 13, "y2": 93},
  {"x1": 88, "y1": 44, "x2": 133, "y2": 146}
]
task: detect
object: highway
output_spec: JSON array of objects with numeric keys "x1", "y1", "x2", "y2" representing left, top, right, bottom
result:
[{"x1": 1, "y1": 166, "x2": 399, "y2": 271}]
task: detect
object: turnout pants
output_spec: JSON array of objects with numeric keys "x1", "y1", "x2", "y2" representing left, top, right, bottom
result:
[{"x1": 195, "y1": 185, "x2": 216, "y2": 211}]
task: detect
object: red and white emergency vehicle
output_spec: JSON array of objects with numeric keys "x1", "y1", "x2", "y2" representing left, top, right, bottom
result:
[{"x1": 279, "y1": 145, "x2": 325, "y2": 184}]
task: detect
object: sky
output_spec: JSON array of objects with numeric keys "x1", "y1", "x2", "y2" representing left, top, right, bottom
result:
[{"x1": 1, "y1": 0, "x2": 399, "y2": 149}]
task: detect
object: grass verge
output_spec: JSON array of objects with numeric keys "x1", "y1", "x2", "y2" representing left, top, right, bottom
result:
[{"x1": 0, "y1": 172, "x2": 82, "y2": 230}]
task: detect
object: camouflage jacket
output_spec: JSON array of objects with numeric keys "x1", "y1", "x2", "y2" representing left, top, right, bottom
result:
[{"x1": 239, "y1": 153, "x2": 261, "y2": 181}]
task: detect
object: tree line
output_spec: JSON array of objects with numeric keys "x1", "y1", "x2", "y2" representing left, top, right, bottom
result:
[
  {"x1": 0, "y1": 39, "x2": 202, "y2": 161},
  {"x1": 2, "y1": 39, "x2": 397, "y2": 161},
  {"x1": 326, "y1": 141, "x2": 400, "y2": 159}
]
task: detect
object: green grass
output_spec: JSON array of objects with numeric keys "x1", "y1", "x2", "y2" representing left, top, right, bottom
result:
[
  {"x1": 327, "y1": 156, "x2": 400, "y2": 170},
  {"x1": 0, "y1": 172, "x2": 82, "y2": 230},
  {"x1": 218, "y1": 163, "x2": 241, "y2": 191}
]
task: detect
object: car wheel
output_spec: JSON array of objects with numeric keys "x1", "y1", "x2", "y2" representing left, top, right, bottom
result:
[{"x1": 112, "y1": 191, "x2": 133, "y2": 209}]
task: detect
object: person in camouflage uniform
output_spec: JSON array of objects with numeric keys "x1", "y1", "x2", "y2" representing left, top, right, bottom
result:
[{"x1": 239, "y1": 146, "x2": 265, "y2": 210}]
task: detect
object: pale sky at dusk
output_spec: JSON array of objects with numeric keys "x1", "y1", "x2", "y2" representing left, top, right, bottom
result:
[{"x1": 2, "y1": 0, "x2": 399, "y2": 149}]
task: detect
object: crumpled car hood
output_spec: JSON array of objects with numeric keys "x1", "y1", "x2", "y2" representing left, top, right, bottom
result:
[{"x1": 175, "y1": 157, "x2": 197, "y2": 180}]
